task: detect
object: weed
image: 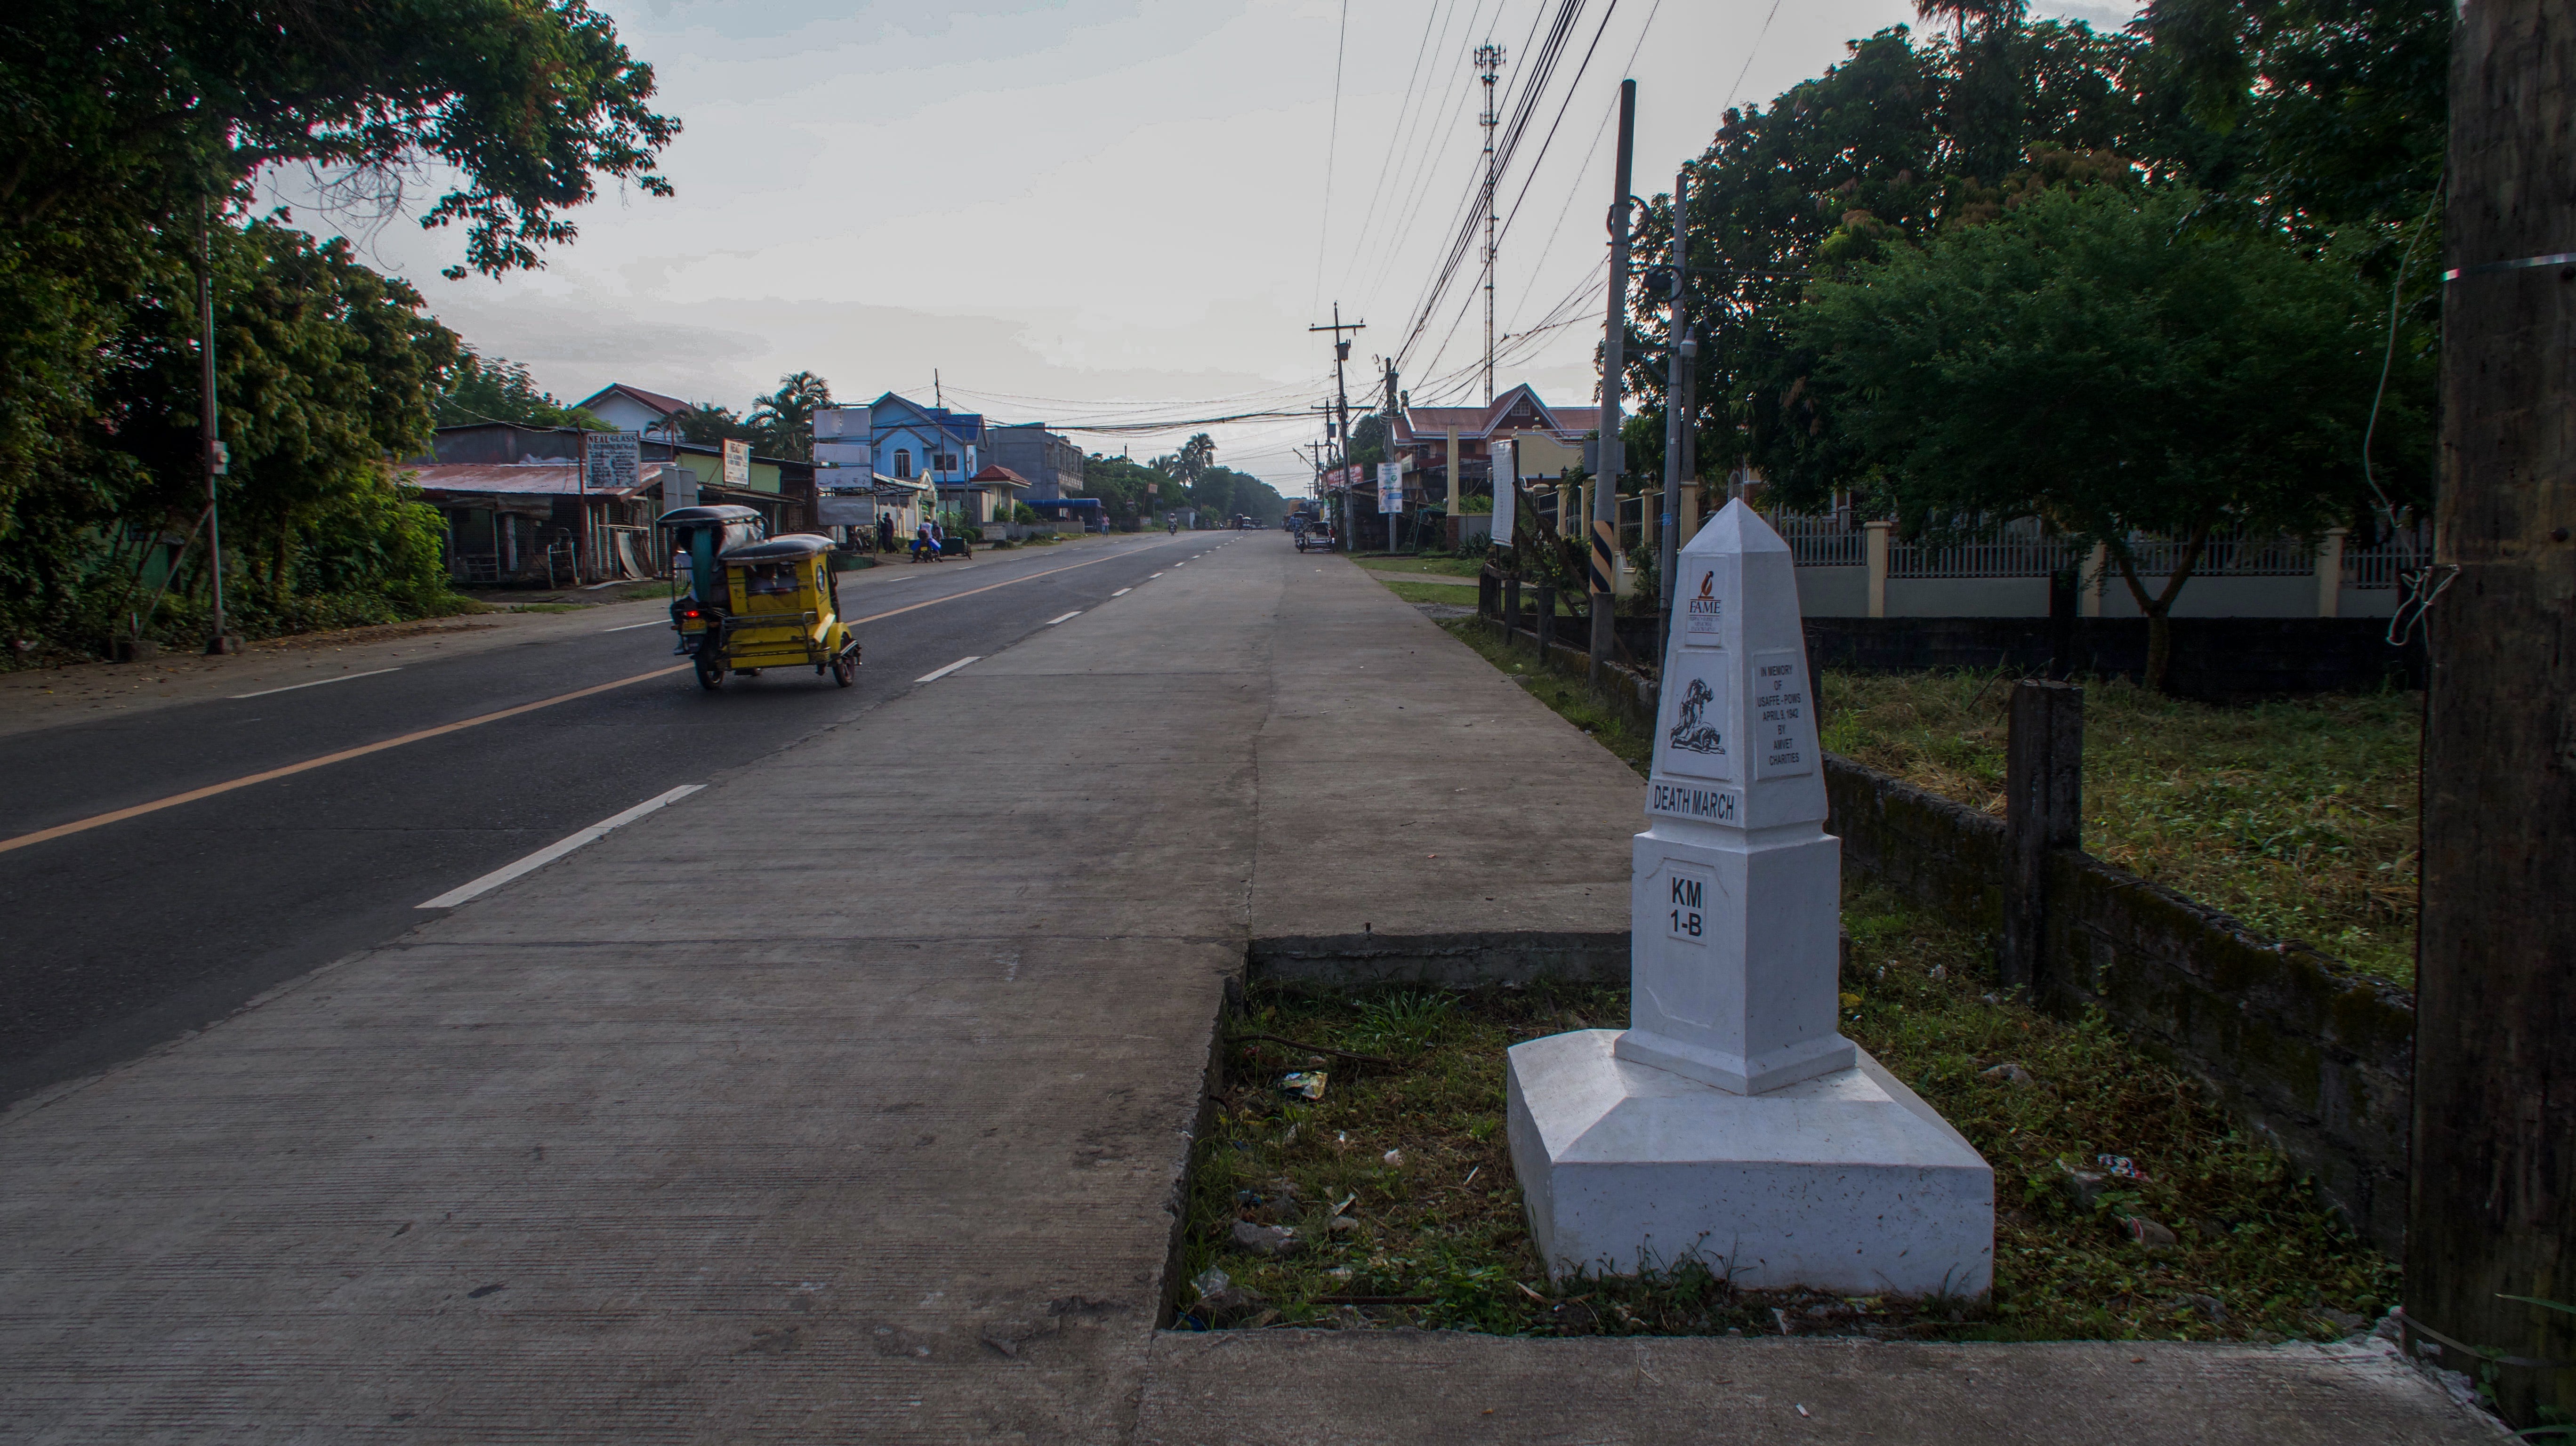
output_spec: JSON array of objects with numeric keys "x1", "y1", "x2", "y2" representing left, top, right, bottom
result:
[
  {"x1": 1181, "y1": 885, "x2": 2395, "y2": 1343},
  {"x1": 1814, "y1": 669, "x2": 2421, "y2": 982}
]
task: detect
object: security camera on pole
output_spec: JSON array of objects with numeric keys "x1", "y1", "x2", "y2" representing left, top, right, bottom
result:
[{"x1": 1506, "y1": 500, "x2": 1993, "y2": 1293}]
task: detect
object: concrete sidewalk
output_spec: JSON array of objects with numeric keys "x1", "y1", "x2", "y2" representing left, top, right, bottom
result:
[{"x1": 0, "y1": 536, "x2": 2498, "y2": 1443}]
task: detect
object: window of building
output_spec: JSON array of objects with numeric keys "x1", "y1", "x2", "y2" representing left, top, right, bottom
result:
[
  {"x1": 936, "y1": 452, "x2": 958, "y2": 474},
  {"x1": 894, "y1": 448, "x2": 912, "y2": 479}
]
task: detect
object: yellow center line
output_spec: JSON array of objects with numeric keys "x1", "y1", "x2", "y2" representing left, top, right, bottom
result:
[
  {"x1": 0, "y1": 540, "x2": 1168, "y2": 856},
  {"x1": 0, "y1": 665, "x2": 690, "y2": 856}
]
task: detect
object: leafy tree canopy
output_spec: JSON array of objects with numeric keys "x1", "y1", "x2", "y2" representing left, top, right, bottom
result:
[
  {"x1": 0, "y1": 0, "x2": 678, "y2": 277},
  {"x1": 436, "y1": 352, "x2": 605, "y2": 429},
  {"x1": 1782, "y1": 183, "x2": 2424, "y2": 686}
]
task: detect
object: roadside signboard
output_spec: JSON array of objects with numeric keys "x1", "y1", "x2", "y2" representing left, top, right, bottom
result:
[
  {"x1": 722, "y1": 439, "x2": 750, "y2": 490},
  {"x1": 585, "y1": 430, "x2": 640, "y2": 494},
  {"x1": 1378, "y1": 461, "x2": 1402, "y2": 514},
  {"x1": 1491, "y1": 439, "x2": 1515, "y2": 541},
  {"x1": 817, "y1": 492, "x2": 874, "y2": 526}
]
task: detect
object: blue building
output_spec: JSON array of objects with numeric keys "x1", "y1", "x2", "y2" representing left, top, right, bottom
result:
[{"x1": 812, "y1": 393, "x2": 982, "y2": 488}]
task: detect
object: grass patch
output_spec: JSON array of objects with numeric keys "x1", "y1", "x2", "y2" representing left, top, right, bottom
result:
[
  {"x1": 1353, "y1": 554, "x2": 1487, "y2": 578},
  {"x1": 1183, "y1": 884, "x2": 2396, "y2": 1342},
  {"x1": 1378, "y1": 579, "x2": 1479, "y2": 607},
  {"x1": 1816, "y1": 670, "x2": 2420, "y2": 982}
]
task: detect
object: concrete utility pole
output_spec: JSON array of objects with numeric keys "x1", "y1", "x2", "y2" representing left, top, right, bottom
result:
[
  {"x1": 1657, "y1": 166, "x2": 1689, "y2": 669},
  {"x1": 2407, "y1": 3, "x2": 2575, "y2": 1430},
  {"x1": 1477, "y1": 41, "x2": 1506, "y2": 408},
  {"x1": 1310, "y1": 305, "x2": 1364, "y2": 550},
  {"x1": 1590, "y1": 79, "x2": 1637, "y2": 680},
  {"x1": 198, "y1": 200, "x2": 234, "y2": 655}
]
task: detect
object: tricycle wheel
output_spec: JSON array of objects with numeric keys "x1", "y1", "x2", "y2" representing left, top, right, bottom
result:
[
  {"x1": 695, "y1": 651, "x2": 724, "y2": 690},
  {"x1": 832, "y1": 651, "x2": 857, "y2": 688}
]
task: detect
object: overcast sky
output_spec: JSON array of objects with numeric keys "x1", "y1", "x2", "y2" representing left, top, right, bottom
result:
[{"x1": 278, "y1": 0, "x2": 2136, "y2": 489}]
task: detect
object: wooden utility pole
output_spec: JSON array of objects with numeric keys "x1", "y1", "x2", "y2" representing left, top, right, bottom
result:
[
  {"x1": 2407, "y1": 2, "x2": 2575, "y2": 1429},
  {"x1": 1311, "y1": 307, "x2": 1364, "y2": 551},
  {"x1": 1590, "y1": 79, "x2": 1636, "y2": 681}
]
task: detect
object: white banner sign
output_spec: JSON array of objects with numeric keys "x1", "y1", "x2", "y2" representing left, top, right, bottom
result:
[
  {"x1": 1490, "y1": 440, "x2": 1515, "y2": 542},
  {"x1": 584, "y1": 431, "x2": 640, "y2": 493},
  {"x1": 1378, "y1": 461, "x2": 1403, "y2": 514},
  {"x1": 723, "y1": 439, "x2": 750, "y2": 489}
]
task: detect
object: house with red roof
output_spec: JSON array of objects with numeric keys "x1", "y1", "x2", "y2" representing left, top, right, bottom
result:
[
  {"x1": 573, "y1": 383, "x2": 693, "y2": 442},
  {"x1": 1390, "y1": 383, "x2": 1596, "y2": 504}
]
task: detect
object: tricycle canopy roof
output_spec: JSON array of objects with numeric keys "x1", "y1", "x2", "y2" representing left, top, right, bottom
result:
[
  {"x1": 719, "y1": 532, "x2": 836, "y2": 564},
  {"x1": 658, "y1": 504, "x2": 765, "y2": 527}
]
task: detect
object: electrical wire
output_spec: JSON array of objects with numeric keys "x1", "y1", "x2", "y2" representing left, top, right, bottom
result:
[
  {"x1": 1391, "y1": 0, "x2": 1594, "y2": 371},
  {"x1": 1312, "y1": 0, "x2": 1352, "y2": 318}
]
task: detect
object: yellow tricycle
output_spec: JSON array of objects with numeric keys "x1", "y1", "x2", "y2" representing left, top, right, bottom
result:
[{"x1": 674, "y1": 528, "x2": 860, "y2": 690}]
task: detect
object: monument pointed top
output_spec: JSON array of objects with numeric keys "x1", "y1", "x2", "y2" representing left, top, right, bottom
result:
[{"x1": 1683, "y1": 498, "x2": 1790, "y2": 558}]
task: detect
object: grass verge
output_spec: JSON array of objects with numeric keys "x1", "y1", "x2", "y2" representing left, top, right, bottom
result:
[
  {"x1": 1815, "y1": 669, "x2": 2420, "y2": 982},
  {"x1": 1184, "y1": 884, "x2": 2395, "y2": 1342},
  {"x1": 1353, "y1": 554, "x2": 1488, "y2": 578}
]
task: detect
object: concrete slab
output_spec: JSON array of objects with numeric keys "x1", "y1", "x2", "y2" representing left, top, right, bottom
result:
[
  {"x1": 1245, "y1": 555, "x2": 1640, "y2": 985},
  {"x1": 1135, "y1": 1329, "x2": 2511, "y2": 1446},
  {"x1": 1507, "y1": 1032, "x2": 1993, "y2": 1292},
  {"x1": 0, "y1": 537, "x2": 2502, "y2": 1443},
  {"x1": 0, "y1": 538, "x2": 1260, "y2": 1443}
]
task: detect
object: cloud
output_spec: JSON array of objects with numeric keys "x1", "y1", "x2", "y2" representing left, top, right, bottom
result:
[{"x1": 275, "y1": 0, "x2": 2140, "y2": 487}]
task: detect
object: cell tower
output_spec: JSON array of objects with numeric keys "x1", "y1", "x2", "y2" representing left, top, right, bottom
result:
[{"x1": 1476, "y1": 41, "x2": 1505, "y2": 408}]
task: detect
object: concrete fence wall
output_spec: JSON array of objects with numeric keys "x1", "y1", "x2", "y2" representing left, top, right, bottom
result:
[
  {"x1": 1824, "y1": 753, "x2": 2415, "y2": 1257},
  {"x1": 1804, "y1": 617, "x2": 2428, "y2": 697}
]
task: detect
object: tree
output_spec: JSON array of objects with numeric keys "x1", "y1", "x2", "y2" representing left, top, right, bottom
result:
[
  {"x1": 0, "y1": 0, "x2": 677, "y2": 277},
  {"x1": 1154, "y1": 434, "x2": 1218, "y2": 494},
  {"x1": 2139, "y1": 0, "x2": 2448, "y2": 233},
  {"x1": 0, "y1": 0, "x2": 677, "y2": 652},
  {"x1": 1082, "y1": 453, "x2": 1167, "y2": 528},
  {"x1": 437, "y1": 353, "x2": 604, "y2": 429},
  {"x1": 1345, "y1": 414, "x2": 1390, "y2": 470},
  {"x1": 1, "y1": 215, "x2": 467, "y2": 651},
  {"x1": 671, "y1": 403, "x2": 758, "y2": 447},
  {"x1": 748, "y1": 372, "x2": 832, "y2": 461},
  {"x1": 1784, "y1": 184, "x2": 2423, "y2": 690}
]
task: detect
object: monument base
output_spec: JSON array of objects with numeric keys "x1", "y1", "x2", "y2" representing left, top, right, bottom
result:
[{"x1": 1505, "y1": 1029, "x2": 1993, "y2": 1295}]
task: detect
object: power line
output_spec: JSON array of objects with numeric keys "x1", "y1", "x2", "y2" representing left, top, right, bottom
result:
[
  {"x1": 1390, "y1": 0, "x2": 1592, "y2": 371},
  {"x1": 1312, "y1": 0, "x2": 1352, "y2": 317},
  {"x1": 1333, "y1": 0, "x2": 1462, "y2": 302},
  {"x1": 1350, "y1": 0, "x2": 1512, "y2": 310}
]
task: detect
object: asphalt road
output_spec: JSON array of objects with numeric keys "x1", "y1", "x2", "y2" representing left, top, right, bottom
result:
[{"x1": 0, "y1": 530, "x2": 1242, "y2": 1104}]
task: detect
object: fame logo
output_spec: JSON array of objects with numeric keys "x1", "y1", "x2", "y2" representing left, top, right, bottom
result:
[{"x1": 1685, "y1": 571, "x2": 1723, "y2": 635}]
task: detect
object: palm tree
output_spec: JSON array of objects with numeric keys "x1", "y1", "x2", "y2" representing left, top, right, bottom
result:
[
  {"x1": 749, "y1": 370, "x2": 833, "y2": 460},
  {"x1": 1914, "y1": 0, "x2": 2027, "y2": 41}
]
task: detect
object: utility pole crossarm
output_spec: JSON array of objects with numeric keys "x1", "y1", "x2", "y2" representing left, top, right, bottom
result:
[{"x1": 1310, "y1": 305, "x2": 1365, "y2": 552}]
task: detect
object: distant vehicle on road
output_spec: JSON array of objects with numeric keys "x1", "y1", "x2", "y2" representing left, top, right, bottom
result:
[{"x1": 1294, "y1": 524, "x2": 1335, "y2": 553}]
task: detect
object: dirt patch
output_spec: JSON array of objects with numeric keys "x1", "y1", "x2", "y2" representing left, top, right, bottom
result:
[{"x1": 1181, "y1": 884, "x2": 2393, "y2": 1343}]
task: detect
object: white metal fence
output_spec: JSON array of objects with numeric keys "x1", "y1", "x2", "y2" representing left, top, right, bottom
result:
[{"x1": 1770, "y1": 511, "x2": 2419, "y2": 589}]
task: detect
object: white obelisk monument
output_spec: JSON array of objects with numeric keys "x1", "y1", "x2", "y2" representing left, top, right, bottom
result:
[{"x1": 1505, "y1": 500, "x2": 1993, "y2": 1293}]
